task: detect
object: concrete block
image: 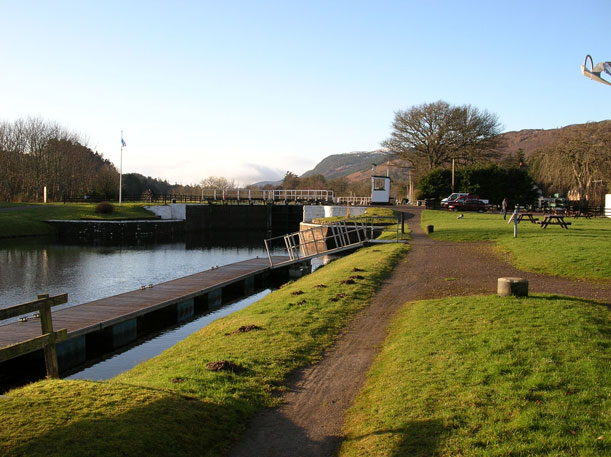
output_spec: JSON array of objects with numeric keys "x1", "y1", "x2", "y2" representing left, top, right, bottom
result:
[{"x1": 497, "y1": 277, "x2": 529, "y2": 297}]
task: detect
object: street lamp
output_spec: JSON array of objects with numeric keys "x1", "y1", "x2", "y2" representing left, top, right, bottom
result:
[{"x1": 581, "y1": 55, "x2": 611, "y2": 86}]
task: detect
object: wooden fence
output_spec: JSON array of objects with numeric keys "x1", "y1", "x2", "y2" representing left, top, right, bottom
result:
[{"x1": 0, "y1": 294, "x2": 68, "y2": 378}]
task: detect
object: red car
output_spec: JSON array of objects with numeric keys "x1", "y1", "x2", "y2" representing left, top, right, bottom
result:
[{"x1": 447, "y1": 196, "x2": 487, "y2": 212}]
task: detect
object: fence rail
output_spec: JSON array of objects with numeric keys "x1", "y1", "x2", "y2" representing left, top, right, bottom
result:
[{"x1": 0, "y1": 293, "x2": 68, "y2": 378}]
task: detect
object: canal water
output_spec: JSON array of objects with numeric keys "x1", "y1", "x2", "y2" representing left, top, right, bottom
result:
[
  {"x1": 1, "y1": 235, "x2": 328, "y2": 382},
  {"x1": 0, "y1": 236, "x2": 275, "y2": 315}
]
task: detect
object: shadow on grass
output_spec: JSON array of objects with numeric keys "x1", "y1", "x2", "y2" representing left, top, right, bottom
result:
[
  {"x1": 342, "y1": 419, "x2": 445, "y2": 457},
  {"x1": 4, "y1": 391, "x2": 245, "y2": 457},
  {"x1": 536, "y1": 293, "x2": 611, "y2": 309}
]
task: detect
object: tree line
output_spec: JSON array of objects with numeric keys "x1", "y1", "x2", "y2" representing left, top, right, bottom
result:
[{"x1": 0, "y1": 118, "x2": 118, "y2": 201}]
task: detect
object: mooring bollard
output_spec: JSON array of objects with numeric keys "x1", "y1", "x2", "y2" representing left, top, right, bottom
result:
[
  {"x1": 425, "y1": 225, "x2": 434, "y2": 234},
  {"x1": 497, "y1": 277, "x2": 529, "y2": 297}
]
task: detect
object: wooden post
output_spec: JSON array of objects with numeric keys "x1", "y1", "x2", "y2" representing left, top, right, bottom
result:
[{"x1": 37, "y1": 293, "x2": 60, "y2": 378}]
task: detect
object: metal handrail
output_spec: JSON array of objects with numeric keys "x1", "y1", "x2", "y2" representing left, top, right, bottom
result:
[{"x1": 264, "y1": 215, "x2": 399, "y2": 267}]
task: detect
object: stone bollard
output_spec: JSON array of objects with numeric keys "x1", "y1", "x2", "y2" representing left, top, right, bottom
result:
[
  {"x1": 425, "y1": 225, "x2": 434, "y2": 234},
  {"x1": 497, "y1": 277, "x2": 529, "y2": 297}
]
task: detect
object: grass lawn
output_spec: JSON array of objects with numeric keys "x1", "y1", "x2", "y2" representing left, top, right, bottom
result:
[
  {"x1": 340, "y1": 294, "x2": 610, "y2": 457},
  {"x1": 0, "y1": 202, "x2": 157, "y2": 238},
  {"x1": 0, "y1": 243, "x2": 408, "y2": 456},
  {"x1": 421, "y1": 210, "x2": 611, "y2": 280}
]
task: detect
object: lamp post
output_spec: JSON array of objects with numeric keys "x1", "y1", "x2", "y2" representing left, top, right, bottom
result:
[{"x1": 581, "y1": 55, "x2": 611, "y2": 86}]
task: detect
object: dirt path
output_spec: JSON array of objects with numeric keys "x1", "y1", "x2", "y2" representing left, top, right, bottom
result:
[{"x1": 230, "y1": 208, "x2": 611, "y2": 457}]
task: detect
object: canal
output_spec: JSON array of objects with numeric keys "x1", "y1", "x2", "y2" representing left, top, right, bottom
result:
[
  {"x1": 0, "y1": 233, "x2": 330, "y2": 385},
  {"x1": 0, "y1": 235, "x2": 275, "y2": 315}
]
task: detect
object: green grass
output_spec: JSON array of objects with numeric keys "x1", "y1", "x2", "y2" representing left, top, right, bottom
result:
[
  {"x1": 340, "y1": 294, "x2": 610, "y2": 457},
  {"x1": 0, "y1": 243, "x2": 408, "y2": 457},
  {"x1": 0, "y1": 202, "x2": 157, "y2": 238},
  {"x1": 422, "y1": 210, "x2": 611, "y2": 280}
]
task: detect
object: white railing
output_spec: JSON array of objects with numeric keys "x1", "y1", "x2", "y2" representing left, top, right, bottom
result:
[
  {"x1": 199, "y1": 189, "x2": 334, "y2": 202},
  {"x1": 334, "y1": 196, "x2": 372, "y2": 205}
]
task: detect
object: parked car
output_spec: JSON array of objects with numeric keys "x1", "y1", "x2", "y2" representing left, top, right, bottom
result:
[
  {"x1": 441, "y1": 192, "x2": 470, "y2": 208},
  {"x1": 447, "y1": 196, "x2": 487, "y2": 212}
]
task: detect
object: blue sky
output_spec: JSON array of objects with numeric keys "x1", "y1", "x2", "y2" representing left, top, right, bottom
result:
[{"x1": 1, "y1": 0, "x2": 609, "y2": 185}]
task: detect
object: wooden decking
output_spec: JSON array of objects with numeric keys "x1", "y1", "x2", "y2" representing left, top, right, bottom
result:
[{"x1": 0, "y1": 256, "x2": 288, "y2": 353}]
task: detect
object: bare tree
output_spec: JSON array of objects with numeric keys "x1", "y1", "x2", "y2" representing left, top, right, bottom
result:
[
  {"x1": 531, "y1": 121, "x2": 611, "y2": 205},
  {"x1": 0, "y1": 117, "x2": 113, "y2": 201},
  {"x1": 199, "y1": 176, "x2": 237, "y2": 191},
  {"x1": 382, "y1": 100, "x2": 502, "y2": 172}
]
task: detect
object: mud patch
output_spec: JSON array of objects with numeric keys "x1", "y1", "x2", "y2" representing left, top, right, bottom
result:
[
  {"x1": 206, "y1": 360, "x2": 245, "y2": 373},
  {"x1": 231, "y1": 324, "x2": 262, "y2": 335}
]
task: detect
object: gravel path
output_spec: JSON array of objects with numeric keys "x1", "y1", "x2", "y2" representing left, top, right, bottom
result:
[{"x1": 230, "y1": 207, "x2": 610, "y2": 457}]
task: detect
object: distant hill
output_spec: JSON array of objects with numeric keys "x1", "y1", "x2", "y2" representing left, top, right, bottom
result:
[
  {"x1": 496, "y1": 120, "x2": 611, "y2": 157},
  {"x1": 301, "y1": 150, "x2": 393, "y2": 180}
]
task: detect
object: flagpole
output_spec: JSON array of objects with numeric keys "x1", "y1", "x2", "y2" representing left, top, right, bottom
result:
[{"x1": 119, "y1": 130, "x2": 123, "y2": 206}]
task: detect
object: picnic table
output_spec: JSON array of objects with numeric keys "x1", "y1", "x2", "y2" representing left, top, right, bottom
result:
[
  {"x1": 568, "y1": 208, "x2": 592, "y2": 218},
  {"x1": 516, "y1": 212, "x2": 539, "y2": 224},
  {"x1": 537, "y1": 214, "x2": 572, "y2": 229}
]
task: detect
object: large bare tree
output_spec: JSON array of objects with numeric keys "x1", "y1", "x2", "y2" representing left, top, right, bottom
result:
[
  {"x1": 199, "y1": 176, "x2": 236, "y2": 191},
  {"x1": 382, "y1": 100, "x2": 502, "y2": 171},
  {"x1": 531, "y1": 121, "x2": 611, "y2": 204},
  {"x1": 0, "y1": 117, "x2": 116, "y2": 201}
]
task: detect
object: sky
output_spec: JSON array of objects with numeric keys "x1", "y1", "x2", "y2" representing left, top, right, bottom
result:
[{"x1": 1, "y1": 0, "x2": 610, "y2": 186}]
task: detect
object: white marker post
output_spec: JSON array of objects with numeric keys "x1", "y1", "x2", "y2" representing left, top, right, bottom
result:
[{"x1": 507, "y1": 207, "x2": 518, "y2": 238}]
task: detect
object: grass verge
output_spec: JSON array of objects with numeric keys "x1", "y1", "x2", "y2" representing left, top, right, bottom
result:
[
  {"x1": 0, "y1": 243, "x2": 408, "y2": 456},
  {"x1": 421, "y1": 210, "x2": 611, "y2": 280},
  {"x1": 0, "y1": 203, "x2": 157, "y2": 238},
  {"x1": 340, "y1": 294, "x2": 610, "y2": 457}
]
